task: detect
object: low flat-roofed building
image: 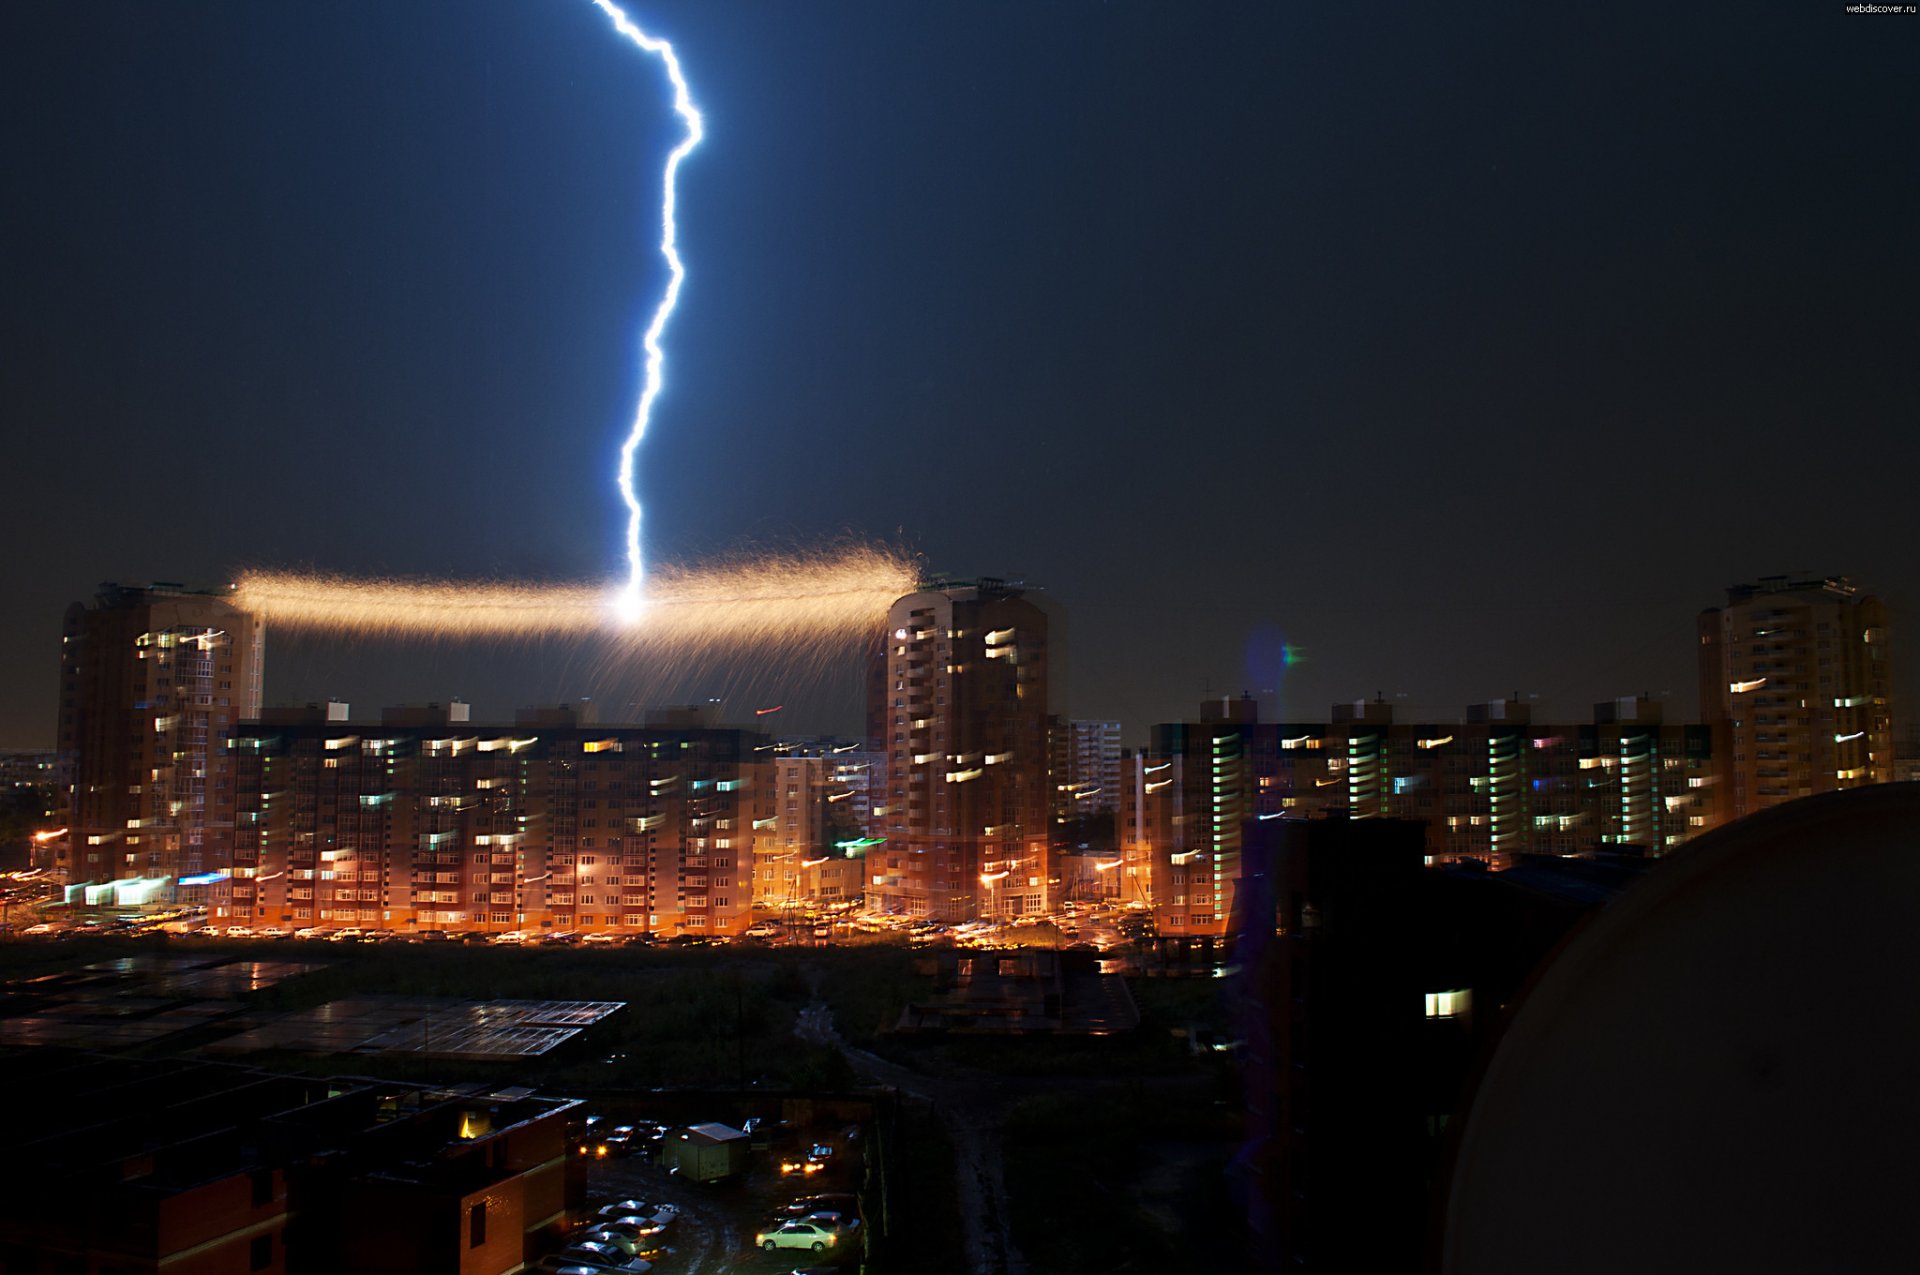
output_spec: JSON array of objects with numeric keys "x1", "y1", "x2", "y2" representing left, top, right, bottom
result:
[{"x1": 0, "y1": 1049, "x2": 580, "y2": 1275}]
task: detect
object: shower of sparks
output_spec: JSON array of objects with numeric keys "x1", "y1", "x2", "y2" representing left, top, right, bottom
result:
[
  {"x1": 234, "y1": 547, "x2": 918, "y2": 653},
  {"x1": 587, "y1": 0, "x2": 705, "y2": 610}
]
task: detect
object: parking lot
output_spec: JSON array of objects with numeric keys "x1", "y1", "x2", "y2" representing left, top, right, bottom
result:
[{"x1": 566, "y1": 1116, "x2": 868, "y2": 1275}]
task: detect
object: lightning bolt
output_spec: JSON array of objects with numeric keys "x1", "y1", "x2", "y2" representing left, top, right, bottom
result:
[{"x1": 587, "y1": 0, "x2": 704, "y2": 617}]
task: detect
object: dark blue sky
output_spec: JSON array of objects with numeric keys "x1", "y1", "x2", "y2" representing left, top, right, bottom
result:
[{"x1": 3, "y1": 1, "x2": 1915, "y2": 746}]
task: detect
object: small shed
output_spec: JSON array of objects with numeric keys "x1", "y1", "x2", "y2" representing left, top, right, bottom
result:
[{"x1": 664, "y1": 1122, "x2": 750, "y2": 1181}]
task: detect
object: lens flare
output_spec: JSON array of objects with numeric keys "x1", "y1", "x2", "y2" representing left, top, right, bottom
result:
[{"x1": 587, "y1": 0, "x2": 704, "y2": 599}]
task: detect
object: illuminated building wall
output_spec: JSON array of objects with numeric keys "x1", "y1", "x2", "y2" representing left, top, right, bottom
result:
[
  {"x1": 1049, "y1": 717, "x2": 1121, "y2": 822},
  {"x1": 758, "y1": 754, "x2": 826, "y2": 907},
  {"x1": 1581, "y1": 696, "x2": 1716, "y2": 852},
  {"x1": 1389, "y1": 700, "x2": 1535, "y2": 868},
  {"x1": 1141, "y1": 697, "x2": 1270, "y2": 936},
  {"x1": 228, "y1": 712, "x2": 765, "y2": 935},
  {"x1": 57, "y1": 583, "x2": 263, "y2": 890},
  {"x1": 1129, "y1": 697, "x2": 1721, "y2": 937},
  {"x1": 1118, "y1": 749, "x2": 1178, "y2": 913},
  {"x1": 1699, "y1": 575, "x2": 1895, "y2": 821},
  {"x1": 752, "y1": 738, "x2": 882, "y2": 909},
  {"x1": 1333, "y1": 699, "x2": 1394, "y2": 820},
  {"x1": 869, "y1": 580, "x2": 1052, "y2": 921}
]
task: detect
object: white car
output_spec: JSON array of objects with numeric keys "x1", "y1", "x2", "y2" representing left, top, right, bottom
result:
[
  {"x1": 755, "y1": 1221, "x2": 840, "y2": 1253},
  {"x1": 583, "y1": 932, "x2": 621, "y2": 945}
]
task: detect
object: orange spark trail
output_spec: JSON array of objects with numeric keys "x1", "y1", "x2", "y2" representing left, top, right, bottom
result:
[{"x1": 234, "y1": 546, "x2": 918, "y2": 653}]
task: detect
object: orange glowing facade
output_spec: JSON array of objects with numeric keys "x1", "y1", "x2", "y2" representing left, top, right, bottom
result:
[
  {"x1": 868, "y1": 581, "x2": 1053, "y2": 921},
  {"x1": 226, "y1": 708, "x2": 766, "y2": 936}
]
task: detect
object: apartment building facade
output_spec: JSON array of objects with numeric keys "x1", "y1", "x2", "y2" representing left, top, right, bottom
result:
[
  {"x1": 1699, "y1": 574, "x2": 1894, "y2": 820},
  {"x1": 1122, "y1": 696, "x2": 1715, "y2": 938},
  {"x1": 868, "y1": 580, "x2": 1053, "y2": 920},
  {"x1": 226, "y1": 707, "x2": 767, "y2": 936},
  {"x1": 57, "y1": 583, "x2": 264, "y2": 891}
]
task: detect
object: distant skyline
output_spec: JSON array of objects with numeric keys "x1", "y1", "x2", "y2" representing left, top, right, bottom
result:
[{"x1": 4, "y1": 2, "x2": 1915, "y2": 748}]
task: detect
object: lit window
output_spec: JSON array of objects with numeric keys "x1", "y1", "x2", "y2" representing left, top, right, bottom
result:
[{"x1": 1425, "y1": 989, "x2": 1471, "y2": 1018}]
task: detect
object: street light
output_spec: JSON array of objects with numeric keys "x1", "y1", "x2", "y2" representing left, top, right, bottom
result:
[{"x1": 979, "y1": 869, "x2": 1010, "y2": 923}]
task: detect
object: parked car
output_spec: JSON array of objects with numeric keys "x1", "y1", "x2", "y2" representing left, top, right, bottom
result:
[
  {"x1": 803, "y1": 1211, "x2": 860, "y2": 1238},
  {"x1": 585, "y1": 1219, "x2": 672, "y2": 1251},
  {"x1": 598, "y1": 1199, "x2": 678, "y2": 1224},
  {"x1": 552, "y1": 1240, "x2": 648, "y2": 1271},
  {"x1": 755, "y1": 1221, "x2": 840, "y2": 1253},
  {"x1": 599, "y1": 1214, "x2": 671, "y2": 1240},
  {"x1": 537, "y1": 1251, "x2": 649, "y2": 1274},
  {"x1": 577, "y1": 1227, "x2": 649, "y2": 1257},
  {"x1": 776, "y1": 1193, "x2": 859, "y2": 1220}
]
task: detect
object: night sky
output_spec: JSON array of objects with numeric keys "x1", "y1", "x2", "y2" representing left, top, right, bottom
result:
[{"x1": 3, "y1": 1, "x2": 1915, "y2": 748}]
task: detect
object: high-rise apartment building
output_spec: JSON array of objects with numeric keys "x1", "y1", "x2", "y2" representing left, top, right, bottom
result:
[
  {"x1": 868, "y1": 580, "x2": 1053, "y2": 920},
  {"x1": 226, "y1": 707, "x2": 766, "y2": 936},
  {"x1": 1698, "y1": 575, "x2": 1894, "y2": 821},
  {"x1": 57, "y1": 583, "x2": 263, "y2": 890}
]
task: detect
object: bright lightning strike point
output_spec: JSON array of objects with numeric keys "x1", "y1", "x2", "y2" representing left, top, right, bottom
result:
[{"x1": 588, "y1": 0, "x2": 704, "y2": 607}]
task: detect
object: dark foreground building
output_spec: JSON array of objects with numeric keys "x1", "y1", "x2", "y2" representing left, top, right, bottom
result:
[
  {"x1": 0, "y1": 1050, "x2": 579, "y2": 1275},
  {"x1": 1441, "y1": 784, "x2": 1920, "y2": 1274},
  {"x1": 1231, "y1": 816, "x2": 1649, "y2": 1272}
]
